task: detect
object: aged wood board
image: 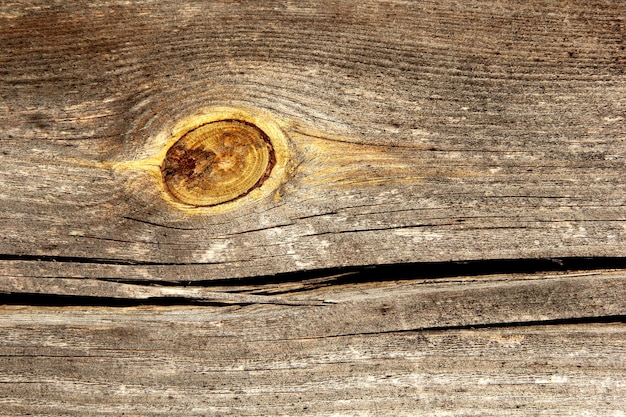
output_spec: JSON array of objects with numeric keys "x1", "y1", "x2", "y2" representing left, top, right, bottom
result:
[
  {"x1": 1, "y1": 0, "x2": 625, "y2": 280},
  {"x1": 0, "y1": 270, "x2": 625, "y2": 416},
  {"x1": 0, "y1": 0, "x2": 625, "y2": 415}
]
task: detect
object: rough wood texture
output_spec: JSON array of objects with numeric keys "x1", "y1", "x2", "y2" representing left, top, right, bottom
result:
[
  {"x1": 1, "y1": 0, "x2": 625, "y2": 415},
  {"x1": 1, "y1": 0, "x2": 625, "y2": 280},
  {"x1": 1, "y1": 270, "x2": 625, "y2": 416}
]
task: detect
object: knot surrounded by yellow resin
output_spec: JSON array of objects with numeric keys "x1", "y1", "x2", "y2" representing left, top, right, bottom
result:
[{"x1": 161, "y1": 120, "x2": 275, "y2": 206}]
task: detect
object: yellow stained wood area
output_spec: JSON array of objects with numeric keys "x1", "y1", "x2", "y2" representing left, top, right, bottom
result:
[
  {"x1": 161, "y1": 120, "x2": 274, "y2": 207},
  {"x1": 110, "y1": 106, "x2": 293, "y2": 214},
  {"x1": 106, "y1": 106, "x2": 486, "y2": 215}
]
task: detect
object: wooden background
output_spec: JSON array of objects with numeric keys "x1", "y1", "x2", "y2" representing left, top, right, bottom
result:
[{"x1": 0, "y1": 0, "x2": 624, "y2": 415}]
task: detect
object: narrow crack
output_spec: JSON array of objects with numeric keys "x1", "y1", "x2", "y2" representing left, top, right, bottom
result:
[
  {"x1": 264, "y1": 315, "x2": 626, "y2": 342},
  {"x1": 1, "y1": 257, "x2": 625, "y2": 307},
  {"x1": 0, "y1": 293, "x2": 329, "y2": 307},
  {"x1": 0, "y1": 253, "x2": 218, "y2": 266},
  {"x1": 94, "y1": 256, "x2": 626, "y2": 288}
]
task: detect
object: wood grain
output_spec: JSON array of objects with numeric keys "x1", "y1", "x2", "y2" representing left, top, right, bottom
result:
[
  {"x1": 0, "y1": 270, "x2": 624, "y2": 416},
  {"x1": 3, "y1": 323, "x2": 622, "y2": 417},
  {"x1": 1, "y1": 1, "x2": 625, "y2": 414},
  {"x1": 1, "y1": 0, "x2": 624, "y2": 280}
]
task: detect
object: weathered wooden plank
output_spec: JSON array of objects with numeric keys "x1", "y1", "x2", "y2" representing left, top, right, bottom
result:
[
  {"x1": 1, "y1": 270, "x2": 625, "y2": 331},
  {"x1": 0, "y1": 310, "x2": 623, "y2": 415},
  {"x1": 1, "y1": 269, "x2": 622, "y2": 414},
  {"x1": 1, "y1": 0, "x2": 624, "y2": 280},
  {"x1": 3, "y1": 322, "x2": 622, "y2": 416},
  {"x1": 1, "y1": 2, "x2": 624, "y2": 415}
]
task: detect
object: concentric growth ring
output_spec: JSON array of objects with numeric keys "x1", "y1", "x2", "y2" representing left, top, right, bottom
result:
[{"x1": 161, "y1": 120, "x2": 275, "y2": 206}]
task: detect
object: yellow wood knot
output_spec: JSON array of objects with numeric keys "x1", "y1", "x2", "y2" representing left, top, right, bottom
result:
[{"x1": 161, "y1": 120, "x2": 275, "y2": 206}]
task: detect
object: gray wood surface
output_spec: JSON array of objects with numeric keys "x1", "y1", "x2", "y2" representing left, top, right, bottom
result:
[
  {"x1": 1, "y1": 0, "x2": 625, "y2": 280},
  {"x1": 1, "y1": 0, "x2": 625, "y2": 415},
  {"x1": 1, "y1": 270, "x2": 625, "y2": 416}
]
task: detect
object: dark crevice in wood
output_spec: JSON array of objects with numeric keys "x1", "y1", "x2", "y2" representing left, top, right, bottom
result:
[
  {"x1": 0, "y1": 253, "x2": 218, "y2": 266},
  {"x1": 278, "y1": 316, "x2": 626, "y2": 341},
  {"x1": 122, "y1": 216, "x2": 199, "y2": 231},
  {"x1": 296, "y1": 211, "x2": 340, "y2": 220},
  {"x1": 96, "y1": 256, "x2": 626, "y2": 287},
  {"x1": 0, "y1": 293, "x2": 257, "y2": 307},
  {"x1": 302, "y1": 223, "x2": 445, "y2": 237},
  {"x1": 220, "y1": 222, "x2": 298, "y2": 237}
]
